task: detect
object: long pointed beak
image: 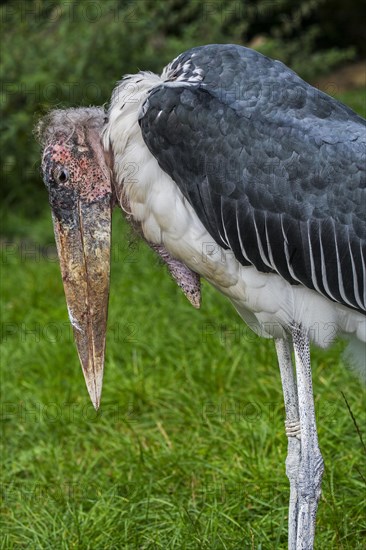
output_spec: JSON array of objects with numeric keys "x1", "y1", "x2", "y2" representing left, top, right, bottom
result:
[{"x1": 51, "y1": 196, "x2": 111, "y2": 409}]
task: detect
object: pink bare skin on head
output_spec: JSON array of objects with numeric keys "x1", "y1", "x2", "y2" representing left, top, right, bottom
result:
[{"x1": 42, "y1": 133, "x2": 112, "y2": 214}]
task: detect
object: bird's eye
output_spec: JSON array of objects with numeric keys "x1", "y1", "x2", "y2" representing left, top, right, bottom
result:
[{"x1": 53, "y1": 166, "x2": 69, "y2": 184}]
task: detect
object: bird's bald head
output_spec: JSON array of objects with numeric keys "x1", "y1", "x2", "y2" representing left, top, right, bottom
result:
[{"x1": 36, "y1": 107, "x2": 113, "y2": 409}]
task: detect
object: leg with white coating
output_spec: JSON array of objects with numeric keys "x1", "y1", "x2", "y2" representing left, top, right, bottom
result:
[
  {"x1": 275, "y1": 337, "x2": 301, "y2": 550},
  {"x1": 292, "y1": 325, "x2": 324, "y2": 550}
]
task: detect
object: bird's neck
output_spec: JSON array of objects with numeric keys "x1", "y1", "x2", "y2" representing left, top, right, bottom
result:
[{"x1": 103, "y1": 71, "x2": 163, "y2": 220}]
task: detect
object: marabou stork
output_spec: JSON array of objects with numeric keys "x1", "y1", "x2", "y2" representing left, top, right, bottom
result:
[{"x1": 37, "y1": 44, "x2": 365, "y2": 549}]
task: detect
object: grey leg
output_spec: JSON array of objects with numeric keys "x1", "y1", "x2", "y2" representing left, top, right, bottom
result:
[
  {"x1": 275, "y1": 337, "x2": 301, "y2": 550},
  {"x1": 292, "y1": 325, "x2": 324, "y2": 550}
]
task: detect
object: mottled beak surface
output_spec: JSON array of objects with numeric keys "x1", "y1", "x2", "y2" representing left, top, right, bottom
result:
[
  {"x1": 52, "y1": 198, "x2": 111, "y2": 409},
  {"x1": 39, "y1": 109, "x2": 112, "y2": 409}
]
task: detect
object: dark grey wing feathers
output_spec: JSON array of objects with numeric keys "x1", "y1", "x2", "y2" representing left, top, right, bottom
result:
[
  {"x1": 253, "y1": 210, "x2": 272, "y2": 269},
  {"x1": 348, "y1": 233, "x2": 363, "y2": 310},
  {"x1": 306, "y1": 220, "x2": 322, "y2": 296},
  {"x1": 140, "y1": 45, "x2": 366, "y2": 314},
  {"x1": 361, "y1": 240, "x2": 366, "y2": 308}
]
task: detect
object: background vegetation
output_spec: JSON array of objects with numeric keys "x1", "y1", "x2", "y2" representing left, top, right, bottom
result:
[
  {"x1": 2, "y1": 215, "x2": 366, "y2": 548},
  {"x1": 1, "y1": 0, "x2": 365, "y2": 547}
]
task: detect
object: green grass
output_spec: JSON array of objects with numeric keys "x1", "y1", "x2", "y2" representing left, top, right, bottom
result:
[{"x1": 1, "y1": 91, "x2": 366, "y2": 548}]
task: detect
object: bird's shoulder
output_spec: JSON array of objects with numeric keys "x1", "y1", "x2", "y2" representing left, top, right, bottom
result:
[
  {"x1": 140, "y1": 46, "x2": 365, "y2": 233},
  {"x1": 157, "y1": 44, "x2": 365, "y2": 132}
]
